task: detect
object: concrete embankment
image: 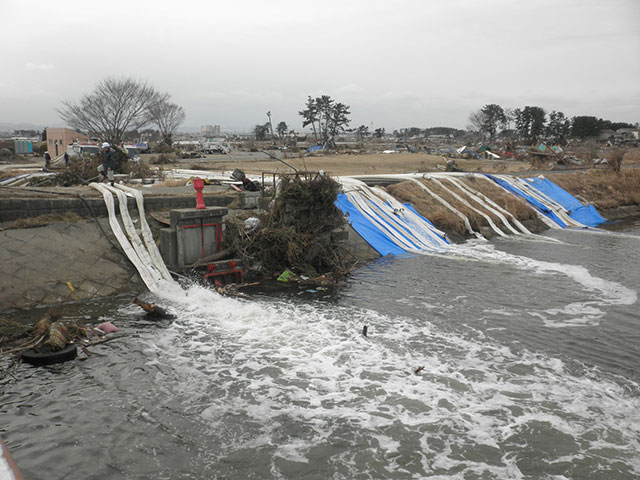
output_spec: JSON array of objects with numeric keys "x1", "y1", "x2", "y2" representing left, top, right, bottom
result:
[
  {"x1": 0, "y1": 187, "x2": 237, "y2": 313},
  {"x1": 0, "y1": 188, "x2": 234, "y2": 223},
  {"x1": 1, "y1": 219, "x2": 140, "y2": 311}
]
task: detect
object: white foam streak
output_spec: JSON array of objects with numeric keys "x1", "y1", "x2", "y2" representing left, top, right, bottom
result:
[{"x1": 449, "y1": 242, "x2": 637, "y2": 327}]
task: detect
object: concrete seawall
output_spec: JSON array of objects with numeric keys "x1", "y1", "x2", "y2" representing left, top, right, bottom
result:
[
  {"x1": 1, "y1": 219, "x2": 141, "y2": 311},
  {"x1": 0, "y1": 193, "x2": 235, "y2": 223}
]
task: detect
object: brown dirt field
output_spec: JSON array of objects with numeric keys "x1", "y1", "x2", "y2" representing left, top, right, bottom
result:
[{"x1": 176, "y1": 153, "x2": 533, "y2": 177}]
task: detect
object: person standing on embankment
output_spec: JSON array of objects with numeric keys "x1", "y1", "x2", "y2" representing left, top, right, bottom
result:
[{"x1": 101, "y1": 142, "x2": 116, "y2": 186}]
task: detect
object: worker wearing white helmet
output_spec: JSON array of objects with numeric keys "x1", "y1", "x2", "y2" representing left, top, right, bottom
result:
[{"x1": 101, "y1": 142, "x2": 116, "y2": 186}]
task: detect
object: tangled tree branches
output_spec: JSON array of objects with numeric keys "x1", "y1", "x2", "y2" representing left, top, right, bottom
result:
[{"x1": 225, "y1": 174, "x2": 349, "y2": 280}]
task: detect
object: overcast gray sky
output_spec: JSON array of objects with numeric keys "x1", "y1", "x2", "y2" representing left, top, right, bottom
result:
[{"x1": 1, "y1": 0, "x2": 639, "y2": 132}]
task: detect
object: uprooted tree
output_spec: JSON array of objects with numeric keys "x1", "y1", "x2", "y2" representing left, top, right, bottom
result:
[
  {"x1": 58, "y1": 77, "x2": 184, "y2": 145},
  {"x1": 298, "y1": 95, "x2": 351, "y2": 147}
]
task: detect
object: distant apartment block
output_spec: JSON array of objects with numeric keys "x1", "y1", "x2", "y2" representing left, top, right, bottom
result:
[
  {"x1": 46, "y1": 128, "x2": 88, "y2": 156},
  {"x1": 201, "y1": 124, "x2": 221, "y2": 136}
]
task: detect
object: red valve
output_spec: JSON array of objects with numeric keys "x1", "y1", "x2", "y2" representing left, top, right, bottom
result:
[{"x1": 193, "y1": 177, "x2": 206, "y2": 209}]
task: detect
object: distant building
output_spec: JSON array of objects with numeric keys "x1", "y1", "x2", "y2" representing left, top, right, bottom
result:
[
  {"x1": 201, "y1": 125, "x2": 214, "y2": 136},
  {"x1": 201, "y1": 124, "x2": 221, "y2": 136},
  {"x1": 46, "y1": 128, "x2": 88, "y2": 156}
]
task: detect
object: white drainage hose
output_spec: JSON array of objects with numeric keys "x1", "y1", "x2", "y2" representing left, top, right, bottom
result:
[
  {"x1": 410, "y1": 178, "x2": 482, "y2": 238},
  {"x1": 103, "y1": 184, "x2": 165, "y2": 286},
  {"x1": 90, "y1": 183, "x2": 159, "y2": 291},
  {"x1": 444, "y1": 177, "x2": 522, "y2": 235},
  {"x1": 115, "y1": 184, "x2": 176, "y2": 283},
  {"x1": 430, "y1": 177, "x2": 506, "y2": 237}
]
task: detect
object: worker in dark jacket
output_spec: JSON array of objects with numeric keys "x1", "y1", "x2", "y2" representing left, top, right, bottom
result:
[{"x1": 101, "y1": 142, "x2": 116, "y2": 186}]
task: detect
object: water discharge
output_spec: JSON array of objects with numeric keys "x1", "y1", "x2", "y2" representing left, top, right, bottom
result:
[{"x1": 2, "y1": 224, "x2": 640, "y2": 479}]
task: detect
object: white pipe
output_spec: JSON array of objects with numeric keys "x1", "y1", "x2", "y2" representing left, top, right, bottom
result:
[
  {"x1": 409, "y1": 178, "x2": 482, "y2": 238},
  {"x1": 430, "y1": 177, "x2": 506, "y2": 237},
  {"x1": 90, "y1": 183, "x2": 159, "y2": 291},
  {"x1": 115, "y1": 184, "x2": 176, "y2": 283},
  {"x1": 489, "y1": 175, "x2": 562, "y2": 229},
  {"x1": 475, "y1": 176, "x2": 533, "y2": 234},
  {"x1": 103, "y1": 184, "x2": 165, "y2": 286},
  {"x1": 444, "y1": 177, "x2": 522, "y2": 235},
  {"x1": 339, "y1": 177, "x2": 448, "y2": 254}
]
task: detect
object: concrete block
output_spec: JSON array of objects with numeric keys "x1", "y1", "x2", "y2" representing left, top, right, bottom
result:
[{"x1": 159, "y1": 228, "x2": 177, "y2": 268}]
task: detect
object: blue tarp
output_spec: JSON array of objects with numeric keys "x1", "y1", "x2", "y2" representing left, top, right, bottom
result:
[
  {"x1": 486, "y1": 175, "x2": 567, "y2": 227},
  {"x1": 334, "y1": 194, "x2": 447, "y2": 256},
  {"x1": 525, "y1": 177, "x2": 606, "y2": 227}
]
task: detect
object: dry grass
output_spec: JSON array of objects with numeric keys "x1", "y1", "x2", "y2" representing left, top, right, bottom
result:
[
  {"x1": 460, "y1": 175, "x2": 538, "y2": 220},
  {"x1": 152, "y1": 178, "x2": 188, "y2": 188},
  {"x1": 387, "y1": 175, "x2": 540, "y2": 238},
  {"x1": 548, "y1": 169, "x2": 640, "y2": 209},
  {"x1": 7, "y1": 212, "x2": 83, "y2": 229},
  {"x1": 387, "y1": 181, "x2": 470, "y2": 237}
]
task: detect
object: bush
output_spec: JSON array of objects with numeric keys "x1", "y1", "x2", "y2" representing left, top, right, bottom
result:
[{"x1": 606, "y1": 149, "x2": 625, "y2": 173}]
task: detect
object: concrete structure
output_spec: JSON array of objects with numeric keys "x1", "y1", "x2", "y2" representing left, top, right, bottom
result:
[
  {"x1": 0, "y1": 220, "x2": 142, "y2": 310},
  {"x1": 160, "y1": 207, "x2": 228, "y2": 269},
  {"x1": 46, "y1": 128, "x2": 88, "y2": 156}
]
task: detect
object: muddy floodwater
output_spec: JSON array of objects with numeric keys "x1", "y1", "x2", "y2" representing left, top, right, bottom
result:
[{"x1": 2, "y1": 219, "x2": 640, "y2": 479}]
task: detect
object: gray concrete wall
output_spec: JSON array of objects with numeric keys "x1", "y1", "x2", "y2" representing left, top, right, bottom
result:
[
  {"x1": 0, "y1": 219, "x2": 142, "y2": 311},
  {"x1": 0, "y1": 194, "x2": 235, "y2": 223}
]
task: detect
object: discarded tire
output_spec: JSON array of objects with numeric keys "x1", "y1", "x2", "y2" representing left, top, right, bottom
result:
[{"x1": 21, "y1": 344, "x2": 78, "y2": 366}]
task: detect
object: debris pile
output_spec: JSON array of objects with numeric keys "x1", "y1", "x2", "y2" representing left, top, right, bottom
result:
[{"x1": 224, "y1": 173, "x2": 350, "y2": 283}]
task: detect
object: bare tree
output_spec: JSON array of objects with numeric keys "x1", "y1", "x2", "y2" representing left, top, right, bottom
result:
[
  {"x1": 58, "y1": 77, "x2": 161, "y2": 144},
  {"x1": 148, "y1": 98, "x2": 186, "y2": 146},
  {"x1": 467, "y1": 109, "x2": 486, "y2": 132}
]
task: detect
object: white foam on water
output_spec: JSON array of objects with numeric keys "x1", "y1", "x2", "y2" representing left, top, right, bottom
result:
[
  {"x1": 131, "y1": 286, "x2": 640, "y2": 478},
  {"x1": 448, "y1": 242, "x2": 637, "y2": 327}
]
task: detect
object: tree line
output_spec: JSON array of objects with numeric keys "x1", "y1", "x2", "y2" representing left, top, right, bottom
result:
[{"x1": 468, "y1": 104, "x2": 636, "y2": 144}]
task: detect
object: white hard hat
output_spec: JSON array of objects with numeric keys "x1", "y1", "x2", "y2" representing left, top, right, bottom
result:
[{"x1": 102, "y1": 142, "x2": 110, "y2": 148}]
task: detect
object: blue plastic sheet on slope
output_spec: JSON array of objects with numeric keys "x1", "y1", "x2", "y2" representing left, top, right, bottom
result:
[
  {"x1": 486, "y1": 175, "x2": 567, "y2": 227},
  {"x1": 334, "y1": 194, "x2": 447, "y2": 256},
  {"x1": 524, "y1": 177, "x2": 606, "y2": 227},
  {"x1": 335, "y1": 194, "x2": 406, "y2": 256},
  {"x1": 403, "y1": 204, "x2": 448, "y2": 243}
]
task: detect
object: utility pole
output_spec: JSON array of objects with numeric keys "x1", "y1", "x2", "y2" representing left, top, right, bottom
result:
[{"x1": 266, "y1": 111, "x2": 275, "y2": 144}]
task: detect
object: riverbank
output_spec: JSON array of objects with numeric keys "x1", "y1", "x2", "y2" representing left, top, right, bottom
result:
[{"x1": 1, "y1": 166, "x2": 640, "y2": 348}]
